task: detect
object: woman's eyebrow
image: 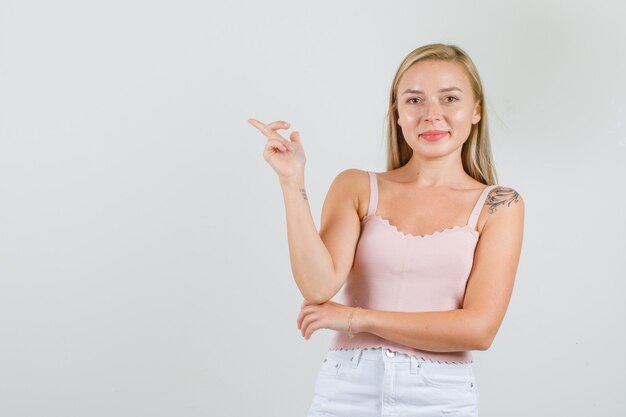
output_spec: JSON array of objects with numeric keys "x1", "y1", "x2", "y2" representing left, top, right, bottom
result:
[{"x1": 401, "y1": 87, "x2": 463, "y2": 95}]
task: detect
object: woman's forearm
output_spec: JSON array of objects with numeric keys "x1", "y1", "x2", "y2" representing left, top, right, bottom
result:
[
  {"x1": 280, "y1": 174, "x2": 335, "y2": 304},
  {"x1": 352, "y1": 308, "x2": 489, "y2": 352}
]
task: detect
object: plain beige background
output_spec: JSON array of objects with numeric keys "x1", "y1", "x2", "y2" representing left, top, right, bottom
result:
[{"x1": 0, "y1": 0, "x2": 624, "y2": 416}]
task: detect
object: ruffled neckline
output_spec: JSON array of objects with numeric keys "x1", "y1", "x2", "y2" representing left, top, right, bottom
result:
[{"x1": 363, "y1": 214, "x2": 479, "y2": 240}]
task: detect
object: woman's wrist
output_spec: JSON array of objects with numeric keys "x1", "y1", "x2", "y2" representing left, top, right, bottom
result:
[
  {"x1": 279, "y1": 172, "x2": 305, "y2": 187},
  {"x1": 348, "y1": 307, "x2": 368, "y2": 337}
]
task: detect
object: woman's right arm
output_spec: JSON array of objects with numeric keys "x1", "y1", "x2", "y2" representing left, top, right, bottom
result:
[
  {"x1": 248, "y1": 118, "x2": 362, "y2": 304},
  {"x1": 279, "y1": 169, "x2": 362, "y2": 304}
]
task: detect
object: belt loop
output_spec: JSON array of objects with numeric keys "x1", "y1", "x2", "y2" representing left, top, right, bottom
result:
[
  {"x1": 410, "y1": 355, "x2": 418, "y2": 374},
  {"x1": 350, "y1": 348, "x2": 363, "y2": 368}
]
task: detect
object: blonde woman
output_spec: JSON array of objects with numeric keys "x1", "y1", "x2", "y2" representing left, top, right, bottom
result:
[{"x1": 248, "y1": 43, "x2": 524, "y2": 417}]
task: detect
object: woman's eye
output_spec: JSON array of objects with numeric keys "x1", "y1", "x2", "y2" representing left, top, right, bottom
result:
[{"x1": 407, "y1": 96, "x2": 458, "y2": 104}]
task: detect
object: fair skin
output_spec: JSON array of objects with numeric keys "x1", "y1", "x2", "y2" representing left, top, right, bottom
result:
[{"x1": 248, "y1": 59, "x2": 524, "y2": 353}]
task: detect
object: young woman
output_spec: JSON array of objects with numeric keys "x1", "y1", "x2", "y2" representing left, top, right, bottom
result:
[{"x1": 248, "y1": 43, "x2": 524, "y2": 417}]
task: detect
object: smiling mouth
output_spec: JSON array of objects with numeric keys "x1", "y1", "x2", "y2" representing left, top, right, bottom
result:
[{"x1": 420, "y1": 132, "x2": 448, "y2": 141}]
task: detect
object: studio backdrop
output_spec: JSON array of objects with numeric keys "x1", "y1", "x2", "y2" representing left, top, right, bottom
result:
[{"x1": 0, "y1": 0, "x2": 624, "y2": 416}]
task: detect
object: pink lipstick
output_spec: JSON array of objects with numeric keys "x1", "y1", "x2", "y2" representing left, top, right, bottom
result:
[{"x1": 420, "y1": 130, "x2": 448, "y2": 142}]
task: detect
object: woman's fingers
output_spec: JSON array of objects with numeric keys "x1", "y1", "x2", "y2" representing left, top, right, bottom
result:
[
  {"x1": 300, "y1": 313, "x2": 316, "y2": 339},
  {"x1": 297, "y1": 305, "x2": 310, "y2": 330},
  {"x1": 248, "y1": 118, "x2": 289, "y2": 138},
  {"x1": 267, "y1": 138, "x2": 293, "y2": 153},
  {"x1": 297, "y1": 311, "x2": 304, "y2": 331},
  {"x1": 248, "y1": 118, "x2": 294, "y2": 150}
]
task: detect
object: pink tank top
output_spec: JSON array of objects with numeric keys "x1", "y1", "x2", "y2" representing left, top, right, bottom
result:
[{"x1": 329, "y1": 171, "x2": 498, "y2": 364}]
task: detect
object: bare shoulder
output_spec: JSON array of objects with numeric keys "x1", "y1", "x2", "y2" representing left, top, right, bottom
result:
[
  {"x1": 331, "y1": 168, "x2": 369, "y2": 193},
  {"x1": 482, "y1": 185, "x2": 525, "y2": 232},
  {"x1": 486, "y1": 186, "x2": 524, "y2": 214},
  {"x1": 329, "y1": 168, "x2": 371, "y2": 220}
]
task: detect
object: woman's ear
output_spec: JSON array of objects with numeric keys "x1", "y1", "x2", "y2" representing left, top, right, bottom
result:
[{"x1": 472, "y1": 102, "x2": 481, "y2": 125}]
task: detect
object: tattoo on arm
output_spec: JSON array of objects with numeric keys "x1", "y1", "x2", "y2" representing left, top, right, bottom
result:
[
  {"x1": 299, "y1": 188, "x2": 308, "y2": 201},
  {"x1": 486, "y1": 187, "x2": 520, "y2": 214}
]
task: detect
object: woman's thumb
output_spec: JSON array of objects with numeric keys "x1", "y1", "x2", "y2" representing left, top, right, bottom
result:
[{"x1": 290, "y1": 131, "x2": 300, "y2": 143}]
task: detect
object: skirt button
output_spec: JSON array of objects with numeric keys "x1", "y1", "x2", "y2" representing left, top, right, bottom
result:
[{"x1": 385, "y1": 349, "x2": 396, "y2": 358}]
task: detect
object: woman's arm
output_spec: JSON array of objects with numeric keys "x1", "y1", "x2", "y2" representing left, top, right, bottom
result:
[
  {"x1": 248, "y1": 118, "x2": 363, "y2": 305},
  {"x1": 280, "y1": 174, "x2": 335, "y2": 303},
  {"x1": 348, "y1": 190, "x2": 525, "y2": 352},
  {"x1": 352, "y1": 309, "x2": 486, "y2": 351},
  {"x1": 280, "y1": 169, "x2": 362, "y2": 304}
]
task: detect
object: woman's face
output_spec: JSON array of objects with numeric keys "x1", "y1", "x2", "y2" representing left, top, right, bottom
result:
[{"x1": 396, "y1": 59, "x2": 481, "y2": 157}]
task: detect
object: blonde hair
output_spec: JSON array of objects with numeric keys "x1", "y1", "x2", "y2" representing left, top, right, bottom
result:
[{"x1": 384, "y1": 43, "x2": 499, "y2": 185}]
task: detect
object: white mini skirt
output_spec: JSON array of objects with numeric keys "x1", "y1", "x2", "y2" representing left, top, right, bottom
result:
[{"x1": 307, "y1": 347, "x2": 479, "y2": 417}]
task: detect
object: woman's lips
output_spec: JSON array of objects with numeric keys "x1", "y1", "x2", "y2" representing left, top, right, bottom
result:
[{"x1": 421, "y1": 131, "x2": 448, "y2": 142}]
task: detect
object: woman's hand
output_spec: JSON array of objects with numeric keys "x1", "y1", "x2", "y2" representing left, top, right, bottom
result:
[
  {"x1": 248, "y1": 118, "x2": 306, "y2": 180},
  {"x1": 297, "y1": 299, "x2": 359, "y2": 340}
]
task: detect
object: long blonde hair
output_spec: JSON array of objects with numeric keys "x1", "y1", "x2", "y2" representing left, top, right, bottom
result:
[{"x1": 385, "y1": 43, "x2": 499, "y2": 185}]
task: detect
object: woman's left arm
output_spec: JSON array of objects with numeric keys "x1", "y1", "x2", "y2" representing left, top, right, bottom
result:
[
  {"x1": 354, "y1": 190, "x2": 525, "y2": 352},
  {"x1": 298, "y1": 189, "x2": 524, "y2": 353}
]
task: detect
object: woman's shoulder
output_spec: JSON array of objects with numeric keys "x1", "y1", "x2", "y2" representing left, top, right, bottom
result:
[
  {"x1": 335, "y1": 167, "x2": 370, "y2": 177},
  {"x1": 331, "y1": 168, "x2": 371, "y2": 187},
  {"x1": 331, "y1": 168, "x2": 373, "y2": 193},
  {"x1": 330, "y1": 168, "x2": 374, "y2": 220},
  {"x1": 484, "y1": 184, "x2": 524, "y2": 211}
]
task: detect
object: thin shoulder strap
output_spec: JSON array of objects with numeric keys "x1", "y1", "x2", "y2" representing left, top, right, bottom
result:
[
  {"x1": 367, "y1": 171, "x2": 378, "y2": 217},
  {"x1": 467, "y1": 185, "x2": 498, "y2": 229}
]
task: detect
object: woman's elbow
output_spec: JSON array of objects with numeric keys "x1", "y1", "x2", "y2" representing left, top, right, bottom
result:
[
  {"x1": 476, "y1": 325, "x2": 497, "y2": 351},
  {"x1": 305, "y1": 285, "x2": 340, "y2": 305}
]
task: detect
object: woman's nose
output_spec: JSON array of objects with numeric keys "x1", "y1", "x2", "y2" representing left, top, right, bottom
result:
[{"x1": 424, "y1": 101, "x2": 443, "y2": 121}]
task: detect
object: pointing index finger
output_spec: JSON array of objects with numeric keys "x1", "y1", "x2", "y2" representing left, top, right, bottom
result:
[
  {"x1": 248, "y1": 118, "x2": 276, "y2": 138},
  {"x1": 248, "y1": 118, "x2": 293, "y2": 141},
  {"x1": 247, "y1": 118, "x2": 267, "y2": 132}
]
